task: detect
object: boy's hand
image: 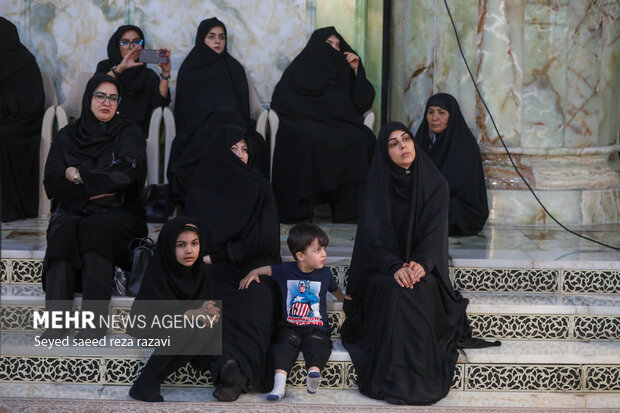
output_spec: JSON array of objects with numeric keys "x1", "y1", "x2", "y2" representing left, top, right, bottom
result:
[{"x1": 238, "y1": 270, "x2": 260, "y2": 289}]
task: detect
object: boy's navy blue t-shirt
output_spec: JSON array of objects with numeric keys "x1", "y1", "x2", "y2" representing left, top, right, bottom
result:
[{"x1": 271, "y1": 262, "x2": 338, "y2": 331}]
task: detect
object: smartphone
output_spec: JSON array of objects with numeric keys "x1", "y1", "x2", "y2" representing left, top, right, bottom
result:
[{"x1": 138, "y1": 49, "x2": 169, "y2": 64}]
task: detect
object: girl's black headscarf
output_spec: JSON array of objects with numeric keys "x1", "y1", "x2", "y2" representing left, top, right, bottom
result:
[
  {"x1": 62, "y1": 74, "x2": 131, "y2": 165},
  {"x1": 414, "y1": 93, "x2": 489, "y2": 236},
  {"x1": 136, "y1": 216, "x2": 212, "y2": 300},
  {"x1": 103, "y1": 25, "x2": 147, "y2": 93},
  {"x1": 184, "y1": 125, "x2": 280, "y2": 269},
  {"x1": 174, "y1": 18, "x2": 250, "y2": 137},
  {"x1": 345, "y1": 121, "x2": 453, "y2": 301}
]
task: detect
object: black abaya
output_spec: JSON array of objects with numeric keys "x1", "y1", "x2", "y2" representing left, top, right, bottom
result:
[
  {"x1": 270, "y1": 27, "x2": 376, "y2": 223},
  {"x1": 0, "y1": 17, "x2": 45, "y2": 222},
  {"x1": 414, "y1": 93, "x2": 489, "y2": 236},
  {"x1": 185, "y1": 125, "x2": 281, "y2": 392},
  {"x1": 42, "y1": 74, "x2": 147, "y2": 297},
  {"x1": 167, "y1": 18, "x2": 269, "y2": 206},
  {"x1": 95, "y1": 25, "x2": 170, "y2": 136},
  {"x1": 341, "y1": 122, "x2": 497, "y2": 405}
]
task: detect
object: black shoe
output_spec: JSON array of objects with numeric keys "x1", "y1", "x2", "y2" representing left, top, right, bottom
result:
[
  {"x1": 213, "y1": 383, "x2": 242, "y2": 402},
  {"x1": 129, "y1": 381, "x2": 164, "y2": 402}
]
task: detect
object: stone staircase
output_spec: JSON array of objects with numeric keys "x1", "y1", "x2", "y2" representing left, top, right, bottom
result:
[{"x1": 1, "y1": 221, "x2": 619, "y2": 399}]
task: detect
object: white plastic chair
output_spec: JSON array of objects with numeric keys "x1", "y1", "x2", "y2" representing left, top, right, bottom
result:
[
  {"x1": 38, "y1": 72, "x2": 59, "y2": 217},
  {"x1": 55, "y1": 71, "x2": 163, "y2": 185},
  {"x1": 267, "y1": 109, "x2": 375, "y2": 181},
  {"x1": 162, "y1": 76, "x2": 268, "y2": 184}
]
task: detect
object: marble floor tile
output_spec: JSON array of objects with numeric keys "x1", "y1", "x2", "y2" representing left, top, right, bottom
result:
[
  {"x1": 528, "y1": 250, "x2": 620, "y2": 269},
  {"x1": 462, "y1": 340, "x2": 620, "y2": 364},
  {"x1": 450, "y1": 248, "x2": 535, "y2": 268},
  {"x1": 0, "y1": 382, "x2": 103, "y2": 399},
  {"x1": 463, "y1": 292, "x2": 586, "y2": 314}
]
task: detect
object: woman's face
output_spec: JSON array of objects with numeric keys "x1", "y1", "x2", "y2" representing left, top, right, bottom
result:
[
  {"x1": 426, "y1": 105, "x2": 450, "y2": 134},
  {"x1": 231, "y1": 139, "x2": 249, "y2": 164},
  {"x1": 119, "y1": 29, "x2": 142, "y2": 59},
  {"x1": 175, "y1": 230, "x2": 200, "y2": 267},
  {"x1": 325, "y1": 35, "x2": 340, "y2": 51},
  {"x1": 90, "y1": 81, "x2": 119, "y2": 123},
  {"x1": 204, "y1": 26, "x2": 226, "y2": 53},
  {"x1": 387, "y1": 129, "x2": 415, "y2": 170}
]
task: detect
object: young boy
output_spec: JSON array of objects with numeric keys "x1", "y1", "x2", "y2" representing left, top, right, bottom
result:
[{"x1": 239, "y1": 223, "x2": 349, "y2": 401}]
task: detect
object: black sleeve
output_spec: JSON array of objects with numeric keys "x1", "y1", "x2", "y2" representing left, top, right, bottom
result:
[
  {"x1": 351, "y1": 63, "x2": 375, "y2": 113},
  {"x1": 95, "y1": 60, "x2": 111, "y2": 75},
  {"x1": 80, "y1": 125, "x2": 146, "y2": 197},
  {"x1": 147, "y1": 70, "x2": 171, "y2": 108},
  {"x1": 43, "y1": 136, "x2": 89, "y2": 210}
]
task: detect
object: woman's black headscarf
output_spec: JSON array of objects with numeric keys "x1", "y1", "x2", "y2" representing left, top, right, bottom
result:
[
  {"x1": 62, "y1": 74, "x2": 130, "y2": 164},
  {"x1": 184, "y1": 124, "x2": 280, "y2": 268},
  {"x1": 174, "y1": 18, "x2": 250, "y2": 137},
  {"x1": 346, "y1": 121, "x2": 453, "y2": 301},
  {"x1": 103, "y1": 25, "x2": 147, "y2": 93},
  {"x1": 414, "y1": 93, "x2": 489, "y2": 236}
]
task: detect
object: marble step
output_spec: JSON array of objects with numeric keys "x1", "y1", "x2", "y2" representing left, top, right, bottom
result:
[
  {"x1": 1, "y1": 331, "x2": 619, "y2": 392},
  {"x1": 2, "y1": 257, "x2": 620, "y2": 295},
  {"x1": 2, "y1": 285, "x2": 619, "y2": 341}
]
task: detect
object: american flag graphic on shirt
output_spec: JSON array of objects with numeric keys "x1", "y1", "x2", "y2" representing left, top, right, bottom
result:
[{"x1": 286, "y1": 280, "x2": 323, "y2": 326}]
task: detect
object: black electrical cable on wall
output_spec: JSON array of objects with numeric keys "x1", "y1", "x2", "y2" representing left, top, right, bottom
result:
[
  {"x1": 441, "y1": 0, "x2": 619, "y2": 251},
  {"x1": 380, "y1": 0, "x2": 392, "y2": 125}
]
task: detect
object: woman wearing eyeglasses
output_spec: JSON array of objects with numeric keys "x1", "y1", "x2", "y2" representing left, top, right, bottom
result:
[
  {"x1": 40, "y1": 74, "x2": 148, "y2": 340},
  {"x1": 167, "y1": 17, "x2": 269, "y2": 211},
  {"x1": 95, "y1": 25, "x2": 171, "y2": 135}
]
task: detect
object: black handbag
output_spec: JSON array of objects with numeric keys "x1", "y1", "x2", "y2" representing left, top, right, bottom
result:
[{"x1": 127, "y1": 237, "x2": 155, "y2": 297}]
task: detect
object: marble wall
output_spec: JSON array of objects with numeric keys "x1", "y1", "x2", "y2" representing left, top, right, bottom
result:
[
  {"x1": 390, "y1": 0, "x2": 620, "y2": 224},
  {"x1": 3, "y1": 0, "x2": 317, "y2": 104}
]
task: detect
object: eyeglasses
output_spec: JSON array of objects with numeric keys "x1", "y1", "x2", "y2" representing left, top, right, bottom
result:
[
  {"x1": 119, "y1": 39, "x2": 144, "y2": 49},
  {"x1": 206, "y1": 34, "x2": 226, "y2": 42},
  {"x1": 93, "y1": 92, "x2": 121, "y2": 104}
]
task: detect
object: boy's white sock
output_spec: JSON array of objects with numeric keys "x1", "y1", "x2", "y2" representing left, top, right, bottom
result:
[
  {"x1": 266, "y1": 372, "x2": 287, "y2": 401},
  {"x1": 307, "y1": 370, "x2": 321, "y2": 394}
]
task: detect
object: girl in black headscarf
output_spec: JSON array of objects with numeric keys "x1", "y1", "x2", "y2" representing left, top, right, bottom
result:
[
  {"x1": 341, "y1": 122, "x2": 498, "y2": 405},
  {"x1": 167, "y1": 18, "x2": 269, "y2": 209},
  {"x1": 95, "y1": 25, "x2": 171, "y2": 136},
  {"x1": 185, "y1": 125, "x2": 281, "y2": 402},
  {"x1": 271, "y1": 26, "x2": 376, "y2": 223},
  {"x1": 41, "y1": 74, "x2": 147, "y2": 340},
  {"x1": 0, "y1": 17, "x2": 45, "y2": 222},
  {"x1": 414, "y1": 93, "x2": 489, "y2": 236},
  {"x1": 128, "y1": 217, "x2": 220, "y2": 402}
]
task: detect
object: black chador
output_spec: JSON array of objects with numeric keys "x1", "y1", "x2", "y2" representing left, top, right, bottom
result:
[
  {"x1": 415, "y1": 93, "x2": 489, "y2": 236},
  {"x1": 0, "y1": 17, "x2": 45, "y2": 222},
  {"x1": 270, "y1": 27, "x2": 376, "y2": 223},
  {"x1": 341, "y1": 122, "x2": 498, "y2": 405},
  {"x1": 95, "y1": 25, "x2": 171, "y2": 135}
]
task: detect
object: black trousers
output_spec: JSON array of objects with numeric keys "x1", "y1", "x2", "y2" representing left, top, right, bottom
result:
[
  {"x1": 44, "y1": 251, "x2": 114, "y2": 322},
  {"x1": 272, "y1": 326, "x2": 332, "y2": 373}
]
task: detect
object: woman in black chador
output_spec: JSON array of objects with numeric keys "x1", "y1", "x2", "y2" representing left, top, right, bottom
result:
[
  {"x1": 271, "y1": 26, "x2": 376, "y2": 223},
  {"x1": 186, "y1": 124, "x2": 281, "y2": 402},
  {"x1": 414, "y1": 93, "x2": 489, "y2": 236},
  {"x1": 167, "y1": 18, "x2": 268, "y2": 209},
  {"x1": 41, "y1": 74, "x2": 147, "y2": 340},
  {"x1": 341, "y1": 122, "x2": 498, "y2": 405},
  {"x1": 96, "y1": 25, "x2": 171, "y2": 136},
  {"x1": 128, "y1": 217, "x2": 221, "y2": 402},
  {"x1": 0, "y1": 17, "x2": 45, "y2": 222}
]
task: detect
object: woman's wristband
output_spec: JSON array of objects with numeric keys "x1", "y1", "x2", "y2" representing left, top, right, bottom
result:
[{"x1": 160, "y1": 73, "x2": 171, "y2": 80}]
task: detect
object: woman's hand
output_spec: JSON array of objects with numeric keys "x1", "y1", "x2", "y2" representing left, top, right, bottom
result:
[
  {"x1": 158, "y1": 50, "x2": 171, "y2": 77},
  {"x1": 202, "y1": 300, "x2": 220, "y2": 325},
  {"x1": 203, "y1": 255, "x2": 212, "y2": 264},
  {"x1": 393, "y1": 267, "x2": 416, "y2": 289},
  {"x1": 65, "y1": 166, "x2": 80, "y2": 183},
  {"x1": 344, "y1": 52, "x2": 359, "y2": 75},
  {"x1": 116, "y1": 47, "x2": 143, "y2": 74},
  {"x1": 405, "y1": 261, "x2": 426, "y2": 283},
  {"x1": 239, "y1": 270, "x2": 260, "y2": 289}
]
